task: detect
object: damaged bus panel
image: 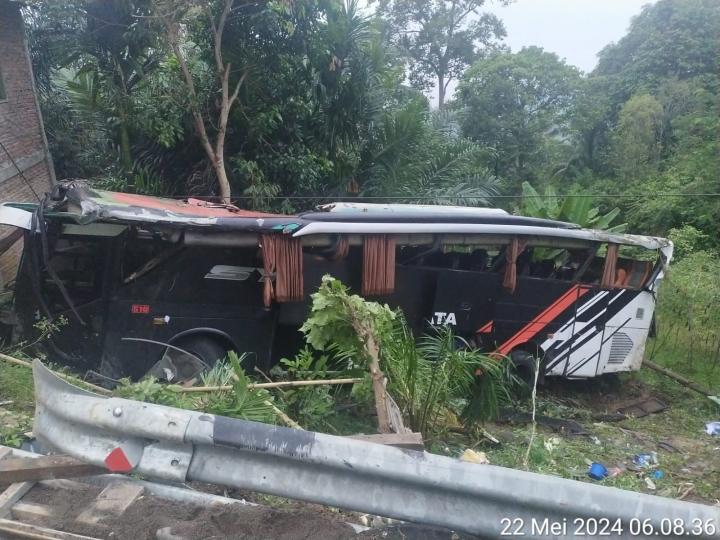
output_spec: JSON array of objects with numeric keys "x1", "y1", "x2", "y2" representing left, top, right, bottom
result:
[{"x1": 0, "y1": 182, "x2": 672, "y2": 382}]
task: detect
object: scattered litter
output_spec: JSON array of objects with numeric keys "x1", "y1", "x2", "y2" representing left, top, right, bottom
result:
[
  {"x1": 708, "y1": 396, "x2": 720, "y2": 406},
  {"x1": 644, "y1": 477, "x2": 656, "y2": 490},
  {"x1": 704, "y1": 422, "x2": 720, "y2": 436},
  {"x1": 543, "y1": 436, "x2": 561, "y2": 453},
  {"x1": 459, "y1": 449, "x2": 489, "y2": 464},
  {"x1": 608, "y1": 465, "x2": 626, "y2": 478},
  {"x1": 587, "y1": 462, "x2": 608, "y2": 480},
  {"x1": 632, "y1": 452, "x2": 658, "y2": 468},
  {"x1": 0, "y1": 400, "x2": 13, "y2": 407},
  {"x1": 616, "y1": 396, "x2": 667, "y2": 418},
  {"x1": 590, "y1": 436, "x2": 601, "y2": 445},
  {"x1": 480, "y1": 427, "x2": 500, "y2": 444},
  {"x1": 652, "y1": 470, "x2": 664, "y2": 479},
  {"x1": 678, "y1": 484, "x2": 695, "y2": 500}
]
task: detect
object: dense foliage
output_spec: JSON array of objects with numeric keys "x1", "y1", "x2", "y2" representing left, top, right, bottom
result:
[{"x1": 24, "y1": 0, "x2": 719, "y2": 240}]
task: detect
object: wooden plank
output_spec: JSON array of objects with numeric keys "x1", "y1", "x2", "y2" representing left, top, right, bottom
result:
[
  {"x1": 0, "y1": 455, "x2": 105, "y2": 483},
  {"x1": 11, "y1": 501, "x2": 54, "y2": 522},
  {"x1": 348, "y1": 432, "x2": 424, "y2": 451},
  {"x1": 76, "y1": 482, "x2": 144, "y2": 525},
  {"x1": 0, "y1": 518, "x2": 101, "y2": 540},
  {"x1": 0, "y1": 482, "x2": 35, "y2": 519},
  {"x1": 38, "y1": 479, "x2": 92, "y2": 492}
]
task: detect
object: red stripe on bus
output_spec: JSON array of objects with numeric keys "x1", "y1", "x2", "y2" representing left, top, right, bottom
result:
[
  {"x1": 496, "y1": 285, "x2": 590, "y2": 356},
  {"x1": 476, "y1": 321, "x2": 493, "y2": 334}
]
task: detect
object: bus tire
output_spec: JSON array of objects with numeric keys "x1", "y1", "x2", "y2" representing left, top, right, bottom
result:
[
  {"x1": 510, "y1": 350, "x2": 542, "y2": 388},
  {"x1": 172, "y1": 335, "x2": 228, "y2": 370}
]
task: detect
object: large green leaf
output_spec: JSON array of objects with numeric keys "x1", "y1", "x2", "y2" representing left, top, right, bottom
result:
[
  {"x1": 591, "y1": 207, "x2": 621, "y2": 230},
  {"x1": 559, "y1": 194, "x2": 593, "y2": 226},
  {"x1": 544, "y1": 185, "x2": 560, "y2": 219},
  {"x1": 521, "y1": 181, "x2": 547, "y2": 218}
]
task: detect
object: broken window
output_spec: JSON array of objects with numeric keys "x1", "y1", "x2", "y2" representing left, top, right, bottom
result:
[{"x1": 43, "y1": 237, "x2": 106, "y2": 309}]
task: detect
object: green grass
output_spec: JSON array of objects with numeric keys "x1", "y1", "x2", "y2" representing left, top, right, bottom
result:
[
  {"x1": 0, "y1": 361, "x2": 34, "y2": 447},
  {"x1": 1, "y1": 333, "x2": 717, "y2": 502},
  {"x1": 0, "y1": 362, "x2": 34, "y2": 413},
  {"x1": 443, "y1": 367, "x2": 720, "y2": 504}
]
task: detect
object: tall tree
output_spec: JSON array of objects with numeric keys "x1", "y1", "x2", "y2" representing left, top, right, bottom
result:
[
  {"x1": 611, "y1": 94, "x2": 664, "y2": 180},
  {"x1": 25, "y1": 0, "x2": 161, "y2": 174},
  {"x1": 156, "y1": 0, "x2": 248, "y2": 203},
  {"x1": 456, "y1": 46, "x2": 581, "y2": 187},
  {"x1": 595, "y1": 0, "x2": 720, "y2": 98},
  {"x1": 376, "y1": 0, "x2": 507, "y2": 108}
]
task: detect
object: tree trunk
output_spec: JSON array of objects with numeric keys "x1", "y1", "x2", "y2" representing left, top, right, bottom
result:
[
  {"x1": 119, "y1": 114, "x2": 132, "y2": 172},
  {"x1": 346, "y1": 308, "x2": 393, "y2": 434},
  {"x1": 364, "y1": 330, "x2": 393, "y2": 434},
  {"x1": 214, "y1": 154, "x2": 232, "y2": 204},
  {"x1": 438, "y1": 73, "x2": 446, "y2": 109}
]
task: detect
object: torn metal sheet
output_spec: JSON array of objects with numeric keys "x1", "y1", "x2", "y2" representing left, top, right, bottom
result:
[
  {"x1": 60, "y1": 183, "x2": 302, "y2": 232},
  {"x1": 0, "y1": 181, "x2": 672, "y2": 254},
  {"x1": 0, "y1": 204, "x2": 33, "y2": 230}
]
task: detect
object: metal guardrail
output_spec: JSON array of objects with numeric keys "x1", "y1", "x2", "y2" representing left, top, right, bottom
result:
[{"x1": 32, "y1": 360, "x2": 719, "y2": 539}]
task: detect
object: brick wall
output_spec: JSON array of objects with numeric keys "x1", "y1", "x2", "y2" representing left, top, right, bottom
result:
[{"x1": 0, "y1": 0, "x2": 55, "y2": 285}]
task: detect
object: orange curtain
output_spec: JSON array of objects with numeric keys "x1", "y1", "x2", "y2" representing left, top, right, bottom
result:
[
  {"x1": 502, "y1": 237, "x2": 526, "y2": 294},
  {"x1": 600, "y1": 243, "x2": 619, "y2": 289},
  {"x1": 331, "y1": 235, "x2": 349, "y2": 261},
  {"x1": 260, "y1": 235, "x2": 304, "y2": 307},
  {"x1": 362, "y1": 235, "x2": 396, "y2": 296}
]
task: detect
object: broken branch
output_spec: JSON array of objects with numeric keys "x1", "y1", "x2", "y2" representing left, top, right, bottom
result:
[
  {"x1": 174, "y1": 377, "x2": 364, "y2": 393},
  {"x1": 643, "y1": 360, "x2": 713, "y2": 397}
]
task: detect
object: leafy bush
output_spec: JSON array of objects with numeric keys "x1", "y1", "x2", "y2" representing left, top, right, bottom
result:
[
  {"x1": 301, "y1": 275, "x2": 516, "y2": 436},
  {"x1": 383, "y1": 319, "x2": 516, "y2": 436},
  {"x1": 668, "y1": 225, "x2": 711, "y2": 260},
  {"x1": 658, "y1": 250, "x2": 720, "y2": 349},
  {"x1": 300, "y1": 275, "x2": 396, "y2": 356},
  {"x1": 115, "y1": 352, "x2": 280, "y2": 424},
  {"x1": 277, "y1": 348, "x2": 335, "y2": 430}
]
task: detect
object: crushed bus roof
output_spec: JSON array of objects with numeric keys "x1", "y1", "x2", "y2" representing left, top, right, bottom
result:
[{"x1": 1, "y1": 182, "x2": 671, "y2": 252}]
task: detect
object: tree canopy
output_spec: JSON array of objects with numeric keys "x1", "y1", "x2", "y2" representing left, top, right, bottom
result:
[
  {"x1": 21, "y1": 0, "x2": 720, "y2": 251},
  {"x1": 456, "y1": 46, "x2": 581, "y2": 188},
  {"x1": 375, "y1": 0, "x2": 507, "y2": 108}
]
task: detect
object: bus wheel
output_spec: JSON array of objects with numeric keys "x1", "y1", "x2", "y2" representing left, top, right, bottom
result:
[
  {"x1": 510, "y1": 350, "x2": 542, "y2": 388},
  {"x1": 172, "y1": 335, "x2": 228, "y2": 370},
  {"x1": 145, "y1": 336, "x2": 230, "y2": 383}
]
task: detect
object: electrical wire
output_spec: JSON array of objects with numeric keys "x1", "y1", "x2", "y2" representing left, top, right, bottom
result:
[
  {"x1": 135, "y1": 193, "x2": 720, "y2": 201},
  {"x1": 0, "y1": 139, "x2": 42, "y2": 201}
]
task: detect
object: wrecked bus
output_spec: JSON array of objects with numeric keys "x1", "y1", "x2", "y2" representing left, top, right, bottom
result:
[{"x1": 0, "y1": 182, "x2": 672, "y2": 382}]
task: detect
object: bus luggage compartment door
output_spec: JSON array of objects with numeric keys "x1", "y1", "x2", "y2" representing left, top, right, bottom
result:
[{"x1": 431, "y1": 269, "x2": 501, "y2": 339}]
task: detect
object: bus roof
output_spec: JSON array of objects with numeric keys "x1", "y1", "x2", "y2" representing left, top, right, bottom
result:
[{"x1": 1, "y1": 182, "x2": 671, "y2": 252}]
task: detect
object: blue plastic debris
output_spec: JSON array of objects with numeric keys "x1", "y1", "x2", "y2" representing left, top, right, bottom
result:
[
  {"x1": 632, "y1": 452, "x2": 658, "y2": 467},
  {"x1": 652, "y1": 470, "x2": 664, "y2": 479},
  {"x1": 588, "y1": 462, "x2": 608, "y2": 480}
]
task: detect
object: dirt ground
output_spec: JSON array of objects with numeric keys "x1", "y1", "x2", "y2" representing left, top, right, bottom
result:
[{"x1": 12, "y1": 482, "x2": 479, "y2": 540}]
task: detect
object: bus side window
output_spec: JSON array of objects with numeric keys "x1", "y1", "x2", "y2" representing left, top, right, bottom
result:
[
  {"x1": 615, "y1": 259, "x2": 653, "y2": 289},
  {"x1": 44, "y1": 237, "x2": 105, "y2": 308}
]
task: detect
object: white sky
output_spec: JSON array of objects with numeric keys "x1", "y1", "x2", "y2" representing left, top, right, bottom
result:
[
  {"x1": 485, "y1": 0, "x2": 655, "y2": 73},
  {"x1": 363, "y1": 0, "x2": 656, "y2": 105}
]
